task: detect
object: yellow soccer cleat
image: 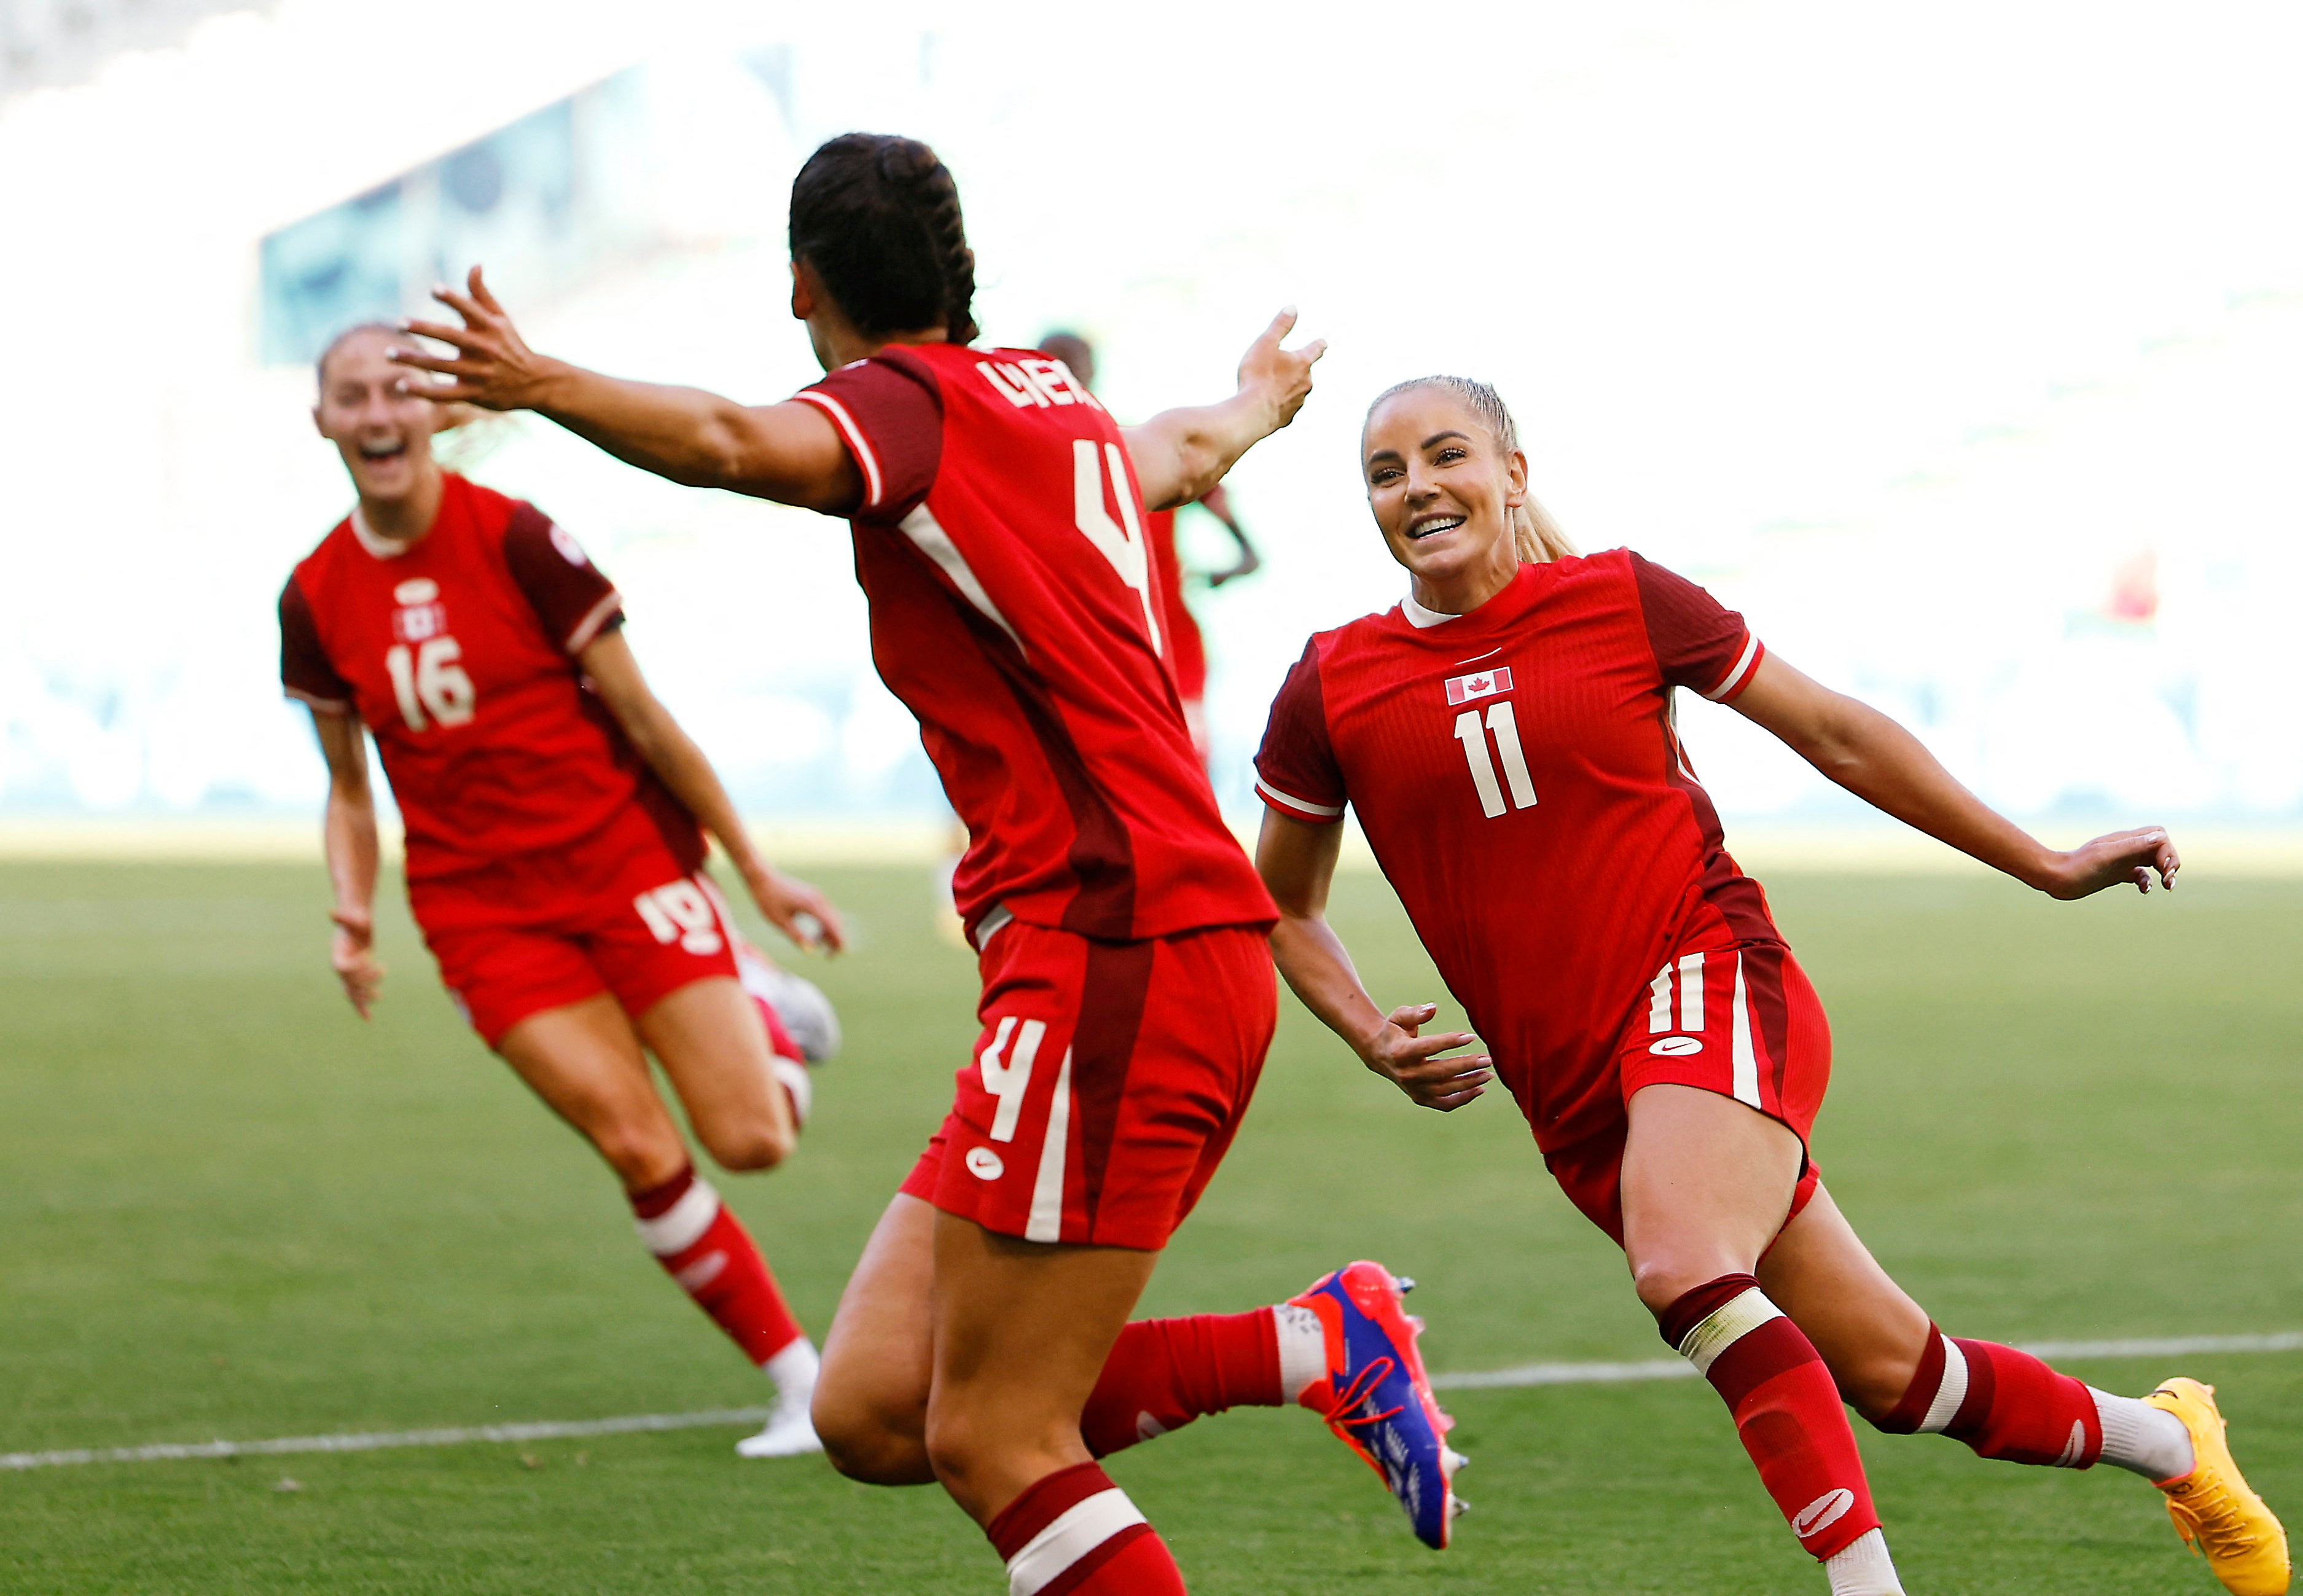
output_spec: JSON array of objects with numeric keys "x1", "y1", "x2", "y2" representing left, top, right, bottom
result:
[{"x1": 2145, "y1": 1377, "x2": 2290, "y2": 1595}]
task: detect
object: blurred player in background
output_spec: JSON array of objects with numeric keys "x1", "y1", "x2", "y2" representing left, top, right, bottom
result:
[
  {"x1": 281, "y1": 324, "x2": 845, "y2": 1458},
  {"x1": 1253, "y1": 374, "x2": 2288, "y2": 1596},
  {"x1": 1039, "y1": 331, "x2": 1261, "y2": 764},
  {"x1": 389, "y1": 133, "x2": 1462, "y2": 1588}
]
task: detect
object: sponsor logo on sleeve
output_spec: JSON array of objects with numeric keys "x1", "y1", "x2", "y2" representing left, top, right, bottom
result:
[
  {"x1": 1648, "y1": 1036, "x2": 1705, "y2": 1056},
  {"x1": 549, "y1": 524, "x2": 590, "y2": 566},
  {"x1": 1444, "y1": 665, "x2": 1514, "y2": 705}
]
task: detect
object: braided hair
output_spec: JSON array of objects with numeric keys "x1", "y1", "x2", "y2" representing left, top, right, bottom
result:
[
  {"x1": 789, "y1": 133, "x2": 979, "y2": 343},
  {"x1": 1364, "y1": 375, "x2": 1578, "y2": 563}
]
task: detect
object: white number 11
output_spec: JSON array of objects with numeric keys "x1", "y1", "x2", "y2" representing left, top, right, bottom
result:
[{"x1": 1453, "y1": 700, "x2": 1538, "y2": 818}]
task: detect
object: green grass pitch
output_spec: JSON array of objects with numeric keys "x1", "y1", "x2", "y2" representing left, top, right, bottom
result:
[{"x1": 2, "y1": 856, "x2": 2297, "y2": 1592}]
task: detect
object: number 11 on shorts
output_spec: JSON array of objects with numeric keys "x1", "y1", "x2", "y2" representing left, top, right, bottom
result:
[{"x1": 1453, "y1": 700, "x2": 1538, "y2": 818}]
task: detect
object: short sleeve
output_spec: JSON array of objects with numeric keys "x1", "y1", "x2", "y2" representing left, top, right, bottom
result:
[
  {"x1": 502, "y1": 503, "x2": 624, "y2": 654},
  {"x1": 280, "y1": 576, "x2": 354, "y2": 713},
  {"x1": 1630, "y1": 552, "x2": 1765, "y2": 702},
  {"x1": 1254, "y1": 637, "x2": 1347, "y2": 822},
  {"x1": 794, "y1": 353, "x2": 944, "y2": 522}
]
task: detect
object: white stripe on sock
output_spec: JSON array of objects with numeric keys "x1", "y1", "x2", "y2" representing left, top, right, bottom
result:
[
  {"x1": 1918, "y1": 1334, "x2": 1968, "y2": 1434},
  {"x1": 634, "y1": 1179, "x2": 719, "y2": 1256},
  {"x1": 1677, "y1": 1287, "x2": 1783, "y2": 1376},
  {"x1": 1006, "y1": 1487, "x2": 1146, "y2": 1596}
]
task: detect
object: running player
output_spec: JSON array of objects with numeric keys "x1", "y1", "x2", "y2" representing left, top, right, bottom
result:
[
  {"x1": 1040, "y1": 331, "x2": 1261, "y2": 765},
  {"x1": 282, "y1": 324, "x2": 844, "y2": 1459},
  {"x1": 385, "y1": 134, "x2": 1460, "y2": 1587},
  {"x1": 1251, "y1": 374, "x2": 2289, "y2": 1595}
]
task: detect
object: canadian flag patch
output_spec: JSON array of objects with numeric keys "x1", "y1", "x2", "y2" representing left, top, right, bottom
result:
[{"x1": 1445, "y1": 666, "x2": 1513, "y2": 705}]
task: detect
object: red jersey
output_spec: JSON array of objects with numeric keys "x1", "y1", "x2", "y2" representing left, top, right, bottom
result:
[
  {"x1": 796, "y1": 343, "x2": 1272, "y2": 943},
  {"x1": 1254, "y1": 552, "x2": 1777, "y2": 1151},
  {"x1": 279, "y1": 472, "x2": 701, "y2": 883},
  {"x1": 1143, "y1": 507, "x2": 1207, "y2": 702}
]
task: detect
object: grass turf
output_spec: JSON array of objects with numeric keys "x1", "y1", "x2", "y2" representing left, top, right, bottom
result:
[{"x1": 1, "y1": 858, "x2": 2297, "y2": 1592}]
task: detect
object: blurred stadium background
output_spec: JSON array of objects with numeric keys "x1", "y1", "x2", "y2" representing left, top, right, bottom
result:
[
  {"x1": 6, "y1": 0, "x2": 2303, "y2": 847},
  {"x1": 4, "y1": 7, "x2": 2301, "y2": 1594}
]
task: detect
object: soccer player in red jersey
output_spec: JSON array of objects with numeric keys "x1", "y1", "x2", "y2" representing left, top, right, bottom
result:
[
  {"x1": 282, "y1": 324, "x2": 848, "y2": 1459},
  {"x1": 1252, "y1": 375, "x2": 2290, "y2": 1595},
  {"x1": 386, "y1": 134, "x2": 1463, "y2": 1587},
  {"x1": 1040, "y1": 332, "x2": 1261, "y2": 765}
]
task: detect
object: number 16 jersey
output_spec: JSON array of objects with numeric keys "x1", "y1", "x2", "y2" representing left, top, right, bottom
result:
[
  {"x1": 1254, "y1": 552, "x2": 1783, "y2": 1153},
  {"x1": 797, "y1": 342, "x2": 1274, "y2": 945}
]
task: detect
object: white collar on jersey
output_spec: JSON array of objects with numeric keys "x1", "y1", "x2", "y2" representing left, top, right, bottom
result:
[
  {"x1": 349, "y1": 506, "x2": 413, "y2": 560},
  {"x1": 1401, "y1": 590, "x2": 1468, "y2": 629}
]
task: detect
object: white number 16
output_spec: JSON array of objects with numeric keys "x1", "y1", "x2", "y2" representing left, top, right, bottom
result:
[{"x1": 1454, "y1": 700, "x2": 1538, "y2": 819}]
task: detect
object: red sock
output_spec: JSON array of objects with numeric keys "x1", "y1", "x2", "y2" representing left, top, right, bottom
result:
[
  {"x1": 986, "y1": 1461, "x2": 1186, "y2": 1594},
  {"x1": 1874, "y1": 1323, "x2": 2102, "y2": 1467},
  {"x1": 1660, "y1": 1274, "x2": 1880, "y2": 1562},
  {"x1": 1079, "y1": 1310, "x2": 1283, "y2": 1457},
  {"x1": 629, "y1": 1165, "x2": 804, "y2": 1365}
]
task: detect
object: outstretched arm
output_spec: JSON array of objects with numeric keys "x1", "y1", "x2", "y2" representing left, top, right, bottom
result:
[
  {"x1": 1256, "y1": 809, "x2": 1493, "y2": 1111},
  {"x1": 579, "y1": 630, "x2": 846, "y2": 953},
  {"x1": 1732, "y1": 653, "x2": 2178, "y2": 898},
  {"x1": 312, "y1": 710, "x2": 385, "y2": 1017},
  {"x1": 1197, "y1": 483, "x2": 1262, "y2": 587},
  {"x1": 390, "y1": 269, "x2": 860, "y2": 510},
  {"x1": 1124, "y1": 310, "x2": 1325, "y2": 512}
]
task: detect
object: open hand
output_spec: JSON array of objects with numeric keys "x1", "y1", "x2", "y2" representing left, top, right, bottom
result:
[
  {"x1": 743, "y1": 863, "x2": 848, "y2": 955},
  {"x1": 389, "y1": 267, "x2": 557, "y2": 412},
  {"x1": 2038, "y1": 826, "x2": 2180, "y2": 899},
  {"x1": 1237, "y1": 307, "x2": 1326, "y2": 432},
  {"x1": 330, "y1": 910, "x2": 385, "y2": 1019},
  {"x1": 1359, "y1": 1001, "x2": 1492, "y2": 1111}
]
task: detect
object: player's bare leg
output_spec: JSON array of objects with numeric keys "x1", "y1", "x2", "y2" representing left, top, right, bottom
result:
[
  {"x1": 633, "y1": 974, "x2": 794, "y2": 1172},
  {"x1": 500, "y1": 990, "x2": 820, "y2": 1457},
  {"x1": 1765, "y1": 1187, "x2": 2288, "y2": 1595},
  {"x1": 812, "y1": 1193, "x2": 937, "y2": 1485},
  {"x1": 498, "y1": 995, "x2": 690, "y2": 1190},
  {"x1": 1621, "y1": 1083, "x2": 1899, "y2": 1591},
  {"x1": 928, "y1": 1215, "x2": 1189, "y2": 1591}
]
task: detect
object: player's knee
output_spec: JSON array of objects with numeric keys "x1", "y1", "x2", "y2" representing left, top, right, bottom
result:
[
  {"x1": 1629, "y1": 1251, "x2": 1719, "y2": 1318},
  {"x1": 921, "y1": 1399, "x2": 996, "y2": 1494},
  {"x1": 695, "y1": 1114, "x2": 792, "y2": 1173},
  {"x1": 813, "y1": 1388, "x2": 931, "y2": 1485},
  {"x1": 589, "y1": 1119, "x2": 687, "y2": 1190},
  {"x1": 1839, "y1": 1346, "x2": 1925, "y2": 1426}
]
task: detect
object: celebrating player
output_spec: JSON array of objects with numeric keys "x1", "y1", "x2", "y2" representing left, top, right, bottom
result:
[
  {"x1": 281, "y1": 324, "x2": 844, "y2": 1459},
  {"x1": 1039, "y1": 331, "x2": 1262, "y2": 764},
  {"x1": 385, "y1": 134, "x2": 1460, "y2": 1589},
  {"x1": 1251, "y1": 375, "x2": 2289, "y2": 1596}
]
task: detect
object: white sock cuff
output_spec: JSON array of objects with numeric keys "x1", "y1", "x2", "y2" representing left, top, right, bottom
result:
[
  {"x1": 1273, "y1": 1303, "x2": 1327, "y2": 1402},
  {"x1": 1824, "y1": 1527, "x2": 1903, "y2": 1595},
  {"x1": 1004, "y1": 1487, "x2": 1146, "y2": 1596},
  {"x1": 763, "y1": 1337, "x2": 818, "y2": 1397},
  {"x1": 772, "y1": 1057, "x2": 813, "y2": 1129},
  {"x1": 2090, "y1": 1387, "x2": 2195, "y2": 1481},
  {"x1": 1678, "y1": 1287, "x2": 1784, "y2": 1375},
  {"x1": 634, "y1": 1177, "x2": 721, "y2": 1256}
]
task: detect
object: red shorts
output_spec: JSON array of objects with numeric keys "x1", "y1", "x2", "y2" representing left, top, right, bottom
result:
[
  {"x1": 409, "y1": 808, "x2": 735, "y2": 1047},
  {"x1": 899, "y1": 918, "x2": 1277, "y2": 1250},
  {"x1": 1541, "y1": 939, "x2": 1831, "y2": 1247}
]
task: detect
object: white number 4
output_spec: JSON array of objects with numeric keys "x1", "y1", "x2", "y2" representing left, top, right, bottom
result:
[
  {"x1": 1454, "y1": 700, "x2": 1538, "y2": 819},
  {"x1": 385, "y1": 637, "x2": 475, "y2": 731},
  {"x1": 1073, "y1": 440, "x2": 1162, "y2": 655},
  {"x1": 978, "y1": 1014, "x2": 1049, "y2": 1143}
]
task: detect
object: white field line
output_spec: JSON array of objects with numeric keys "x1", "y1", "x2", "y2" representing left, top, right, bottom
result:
[{"x1": 7, "y1": 1331, "x2": 2298, "y2": 1473}]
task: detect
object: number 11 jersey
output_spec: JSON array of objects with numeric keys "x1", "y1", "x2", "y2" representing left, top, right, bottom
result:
[
  {"x1": 797, "y1": 342, "x2": 1273, "y2": 945},
  {"x1": 1254, "y1": 552, "x2": 1782, "y2": 1153}
]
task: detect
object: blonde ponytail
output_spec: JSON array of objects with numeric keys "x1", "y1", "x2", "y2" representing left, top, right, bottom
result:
[{"x1": 1369, "y1": 375, "x2": 1578, "y2": 565}]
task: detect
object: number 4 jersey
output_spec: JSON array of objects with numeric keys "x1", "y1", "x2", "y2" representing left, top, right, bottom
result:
[
  {"x1": 796, "y1": 343, "x2": 1273, "y2": 945},
  {"x1": 1253, "y1": 552, "x2": 1785, "y2": 1152},
  {"x1": 278, "y1": 471, "x2": 702, "y2": 883}
]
